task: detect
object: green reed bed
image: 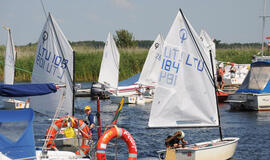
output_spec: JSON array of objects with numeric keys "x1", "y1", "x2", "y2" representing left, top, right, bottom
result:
[
  {"x1": 1, "y1": 44, "x2": 265, "y2": 82},
  {"x1": 215, "y1": 48, "x2": 269, "y2": 64},
  {"x1": 0, "y1": 45, "x2": 148, "y2": 82}
]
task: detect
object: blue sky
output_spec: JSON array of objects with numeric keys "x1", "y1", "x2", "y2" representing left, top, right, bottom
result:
[{"x1": 0, "y1": 0, "x2": 269, "y2": 45}]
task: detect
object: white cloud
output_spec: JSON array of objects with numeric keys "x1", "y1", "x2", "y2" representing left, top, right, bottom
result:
[{"x1": 111, "y1": 0, "x2": 133, "y2": 9}]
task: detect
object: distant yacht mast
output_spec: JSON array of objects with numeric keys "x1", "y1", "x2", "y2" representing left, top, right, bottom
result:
[{"x1": 260, "y1": 0, "x2": 270, "y2": 56}]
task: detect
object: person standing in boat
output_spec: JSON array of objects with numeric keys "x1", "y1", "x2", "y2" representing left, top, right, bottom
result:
[
  {"x1": 165, "y1": 131, "x2": 188, "y2": 148},
  {"x1": 84, "y1": 105, "x2": 95, "y2": 134},
  {"x1": 229, "y1": 63, "x2": 236, "y2": 78},
  {"x1": 217, "y1": 64, "x2": 225, "y2": 90}
]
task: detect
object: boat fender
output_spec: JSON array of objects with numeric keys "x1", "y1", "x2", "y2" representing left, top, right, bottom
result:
[
  {"x1": 96, "y1": 126, "x2": 137, "y2": 160},
  {"x1": 45, "y1": 116, "x2": 92, "y2": 156}
]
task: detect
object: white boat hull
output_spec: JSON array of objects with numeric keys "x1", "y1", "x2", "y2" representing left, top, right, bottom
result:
[
  {"x1": 110, "y1": 95, "x2": 137, "y2": 104},
  {"x1": 75, "y1": 88, "x2": 91, "y2": 97},
  {"x1": 0, "y1": 151, "x2": 89, "y2": 160},
  {"x1": 157, "y1": 137, "x2": 239, "y2": 160},
  {"x1": 2, "y1": 99, "x2": 29, "y2": 109},
  {"x1": 227, "y1": 93, "x2": 270, "y2": 111},
  {"x1": 35, "y1": 150, "x2": 89, "y2": 160},
  {"x1": 110, "y1": 94, "x2": 153, "y2": 104}
]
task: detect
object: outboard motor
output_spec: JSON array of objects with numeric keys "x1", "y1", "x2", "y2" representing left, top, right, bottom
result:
[{"x1": 90, "y1": 82, "x2": 108, "y2": 99}]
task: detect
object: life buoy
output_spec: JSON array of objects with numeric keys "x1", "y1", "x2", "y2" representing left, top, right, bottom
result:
[
  {"x1": 96, "y1": 126, "x2": 137, "y2": 160},
  {"x1": 45, "y1": 116, "x2": 92, "y2": 156}
]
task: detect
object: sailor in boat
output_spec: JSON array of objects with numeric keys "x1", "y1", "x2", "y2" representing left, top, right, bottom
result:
[
  {"x1": 165, "y1": 131, "x2": 188, "y2": 148},
  {"x1": 84, "y1": 105, "x2": 95, "y2": 134},
  {"x1": 143, "y1": 87, "x2": 152, "y2": 96},
  {"x1": 136, "y1": 84, "x2": 145, "y2": 100},
  {"x1": 229, "y1": 63, "x2": 236, "y2": 78},
  {"x1": 217, "y1": 64, "x2": 225, "y2": 90}
]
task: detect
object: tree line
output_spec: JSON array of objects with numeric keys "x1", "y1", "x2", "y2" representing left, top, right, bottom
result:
[{"x1": 18, "y1": 29, "x2": 266, "y2": 49}]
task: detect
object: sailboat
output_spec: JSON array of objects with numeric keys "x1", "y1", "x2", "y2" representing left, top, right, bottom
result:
[
  {"x1": 91, "y1": 32, "x2": 120, "y2": 99},
  {"x1": 30, "y1": 13, "x2": 91, "y2": 159},
  {"x1": 148, "y1": 9, "x2": 239, "y2": 160},
  {"x1": 227, "y1": 61, "x2": 270, "y2": 111},
  {"x1": 137, "y1": 34, "x2": 164, "y2": 87},
  {"x1": 110, "y1": 34, "x2": 164, "y2": 104},
  {"x1": 199, "y1": 29, "x2": 232, "y2": 102},
  {"x1": 199, "y1": 29, "x2": 216, "y2": 75},
  {"x1": 1, "y1": 26, "x2": 29, "y2": 109}
]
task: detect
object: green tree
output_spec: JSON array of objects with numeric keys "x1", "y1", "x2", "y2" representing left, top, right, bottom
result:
[{"x1": 114, "y1": 29, "x2": 137, "y2": 48}]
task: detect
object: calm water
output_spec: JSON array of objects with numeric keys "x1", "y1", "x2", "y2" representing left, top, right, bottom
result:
[{"x1": 1, "y1": 82, "x2": 270, "y2": 160}]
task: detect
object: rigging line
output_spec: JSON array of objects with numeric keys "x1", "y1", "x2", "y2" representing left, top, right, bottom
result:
[
  {"x1": 48, "y1": 13, "x2": 75, "y2": 115},
  {"x1": 48, "y1": 13, "x2": 73, "y2": 90},
  {"x1": 40, "y1": 0, "x2": 47, "y2": 19},
  {"x1": 0, "y1": 61, "x2": 32, "y2": 74},
  {"x1": 179, "y1": 9, "x2": 223, "y2": 137},
  {"x1": 179, "y1": 9, "x2": 215, "y2": 87}
]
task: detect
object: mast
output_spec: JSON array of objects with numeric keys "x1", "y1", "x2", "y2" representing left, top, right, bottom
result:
[
  {"x1": 48, "y1": 13, "x2": 74, "y2": 115},
  {"x1": 260, "y1": 0, "x2": 270, "y2": 56},
  {"x1": 179, "y1": 9, "x2": 215, "y2": 88},
  {"x1": 210, "y1": 51, "x2": 223, "y2": 140},
  {"x1": 72, "y1": 51, "x2": 75, "y2": 116},
  {"x1": 180, "y1": 9, "x2": 223, "y2": 139}
]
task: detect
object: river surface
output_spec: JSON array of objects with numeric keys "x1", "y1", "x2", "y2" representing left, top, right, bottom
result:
[{"x1": 1, "y1": 82, "x2": 270, "y2": 160}]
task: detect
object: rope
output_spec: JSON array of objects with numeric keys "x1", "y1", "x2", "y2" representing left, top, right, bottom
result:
[
  {"x1": 0, "y1": 61, "x2": 32, "y2": 74},
  {"x1": 42, "y1": 89, "x2": 66, "y2": 151}
]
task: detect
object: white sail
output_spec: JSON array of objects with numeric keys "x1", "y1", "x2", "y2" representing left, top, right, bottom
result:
[
  {"x1": 200, "y1": 29, "x2": 216, "y2": 75},
  {"x1": 4, "y1": 28, "x2": 16, "y2": 84},
  {"x1": 137, "y1": 34, "x2": 164, "y2": 86},
  {"x1": 31, "y1": 13, "x2": 73, "y2": 117},
  {"x1": 98, "y1": 32, "x2": 120, "y2": 89},
  {"x1": 148, "y1": 11, "x2": 218, "y2": 128}
]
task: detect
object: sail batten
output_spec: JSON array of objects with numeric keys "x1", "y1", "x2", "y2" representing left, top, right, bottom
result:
[
  {"x1": 31, "y1": 14, "x2": 73, "y2": 117},
  {"x1": 98, "y1": 32, "x2": 120, "y2": 89},
  {"x1": 148, "y1": 10, "x2": 219, "y2": 128}
]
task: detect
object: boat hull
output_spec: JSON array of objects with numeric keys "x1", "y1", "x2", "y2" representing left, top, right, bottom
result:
[
  {"x1": 0, "y1": 150, "x2": 90, "y2": 160},
  {"x1": 227, "y1": 93, "x2": 270, "y2": 111},
  {"x1": 75, "y1": 88, "x2": 91, "y2": 97},
  {"x1": 2, "y1": 99, "x2": 29, "y2": 109},
  {"x1": 35, "y1": 150, "x2": 89, "y2": 160},
  {"x1": 157, "y1": 137, "x2": 239, "y2": 160},
  {"x1": 110, "y1": 95, "x2": 137, "y2": 104},
  {"x1": 217, "y1": 90, "x2": 229, "y2": 103},
  {"x1": 110, "y1": 94, "x2": 153, "y2": 104}
]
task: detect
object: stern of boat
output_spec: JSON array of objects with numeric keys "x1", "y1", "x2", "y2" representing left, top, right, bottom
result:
[{"x1": 157, "y1": 137, "x2": 239, "y2": 160}]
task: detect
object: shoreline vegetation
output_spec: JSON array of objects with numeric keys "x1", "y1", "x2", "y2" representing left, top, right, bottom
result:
[{"x1": 0, "y1": 42, "x2": 269, "y2": 82}]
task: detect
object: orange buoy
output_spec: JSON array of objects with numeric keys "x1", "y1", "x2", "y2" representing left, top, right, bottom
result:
[
  {"x1": 96, "y1": 126, "x2": 137, "y2": 160},
  {"x1": 45, "y1": 116, "x2": 92, "y2": 156}
]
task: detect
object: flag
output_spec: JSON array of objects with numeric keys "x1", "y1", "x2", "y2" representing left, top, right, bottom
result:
[{"x1": 111, "y1": 97, "x2": 125, "y2": 125}]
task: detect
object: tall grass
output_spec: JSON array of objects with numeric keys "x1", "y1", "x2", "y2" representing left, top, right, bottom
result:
[
  {"x1": 0, "y1": 44, "x2": 266, "y2": 82},
  {"x1": 0, "y1": 45, "x2": 148, "y2": 82}
]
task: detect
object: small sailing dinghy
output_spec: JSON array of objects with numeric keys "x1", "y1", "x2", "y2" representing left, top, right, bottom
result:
[
  {"x1": 148, "y1": 9, "x2": 239, "y2": 160},
  {"x1": 0, "y1": 108, "x2": 89, "y2": 160},
  {"x1": 91, "y1": 32, "x2": 120, "y2": 99},
  {"x1": 200, "y1": 29, "x2": 232, "y2": 102},
  {"x1": 110, "y1": 34, "x2": 164, "y2": 104},
  {"x1": 1, "y1": 27, "x2": 29, "y2": 109},
  {"x1": 30, "y1": 13, "x2": 91, "y2": 159},
  {"x1": 0, "y1": 83, "x2": 88, "y2": 160}
]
